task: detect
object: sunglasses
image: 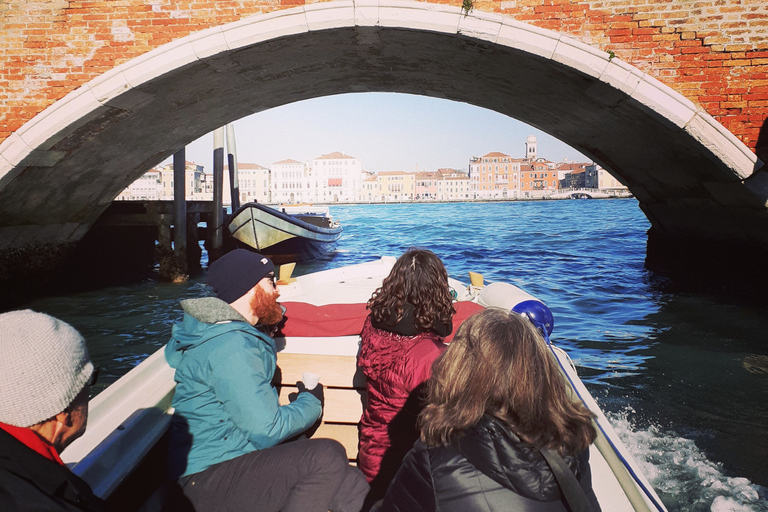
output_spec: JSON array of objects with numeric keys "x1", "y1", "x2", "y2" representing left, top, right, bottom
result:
[{"x1": 265, "y1": 273, "x2": 278, "y2": 288}]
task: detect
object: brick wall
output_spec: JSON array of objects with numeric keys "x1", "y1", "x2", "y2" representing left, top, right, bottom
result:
[{"x1": 1, "y1": 0, "x2": 766, "y2": 157}]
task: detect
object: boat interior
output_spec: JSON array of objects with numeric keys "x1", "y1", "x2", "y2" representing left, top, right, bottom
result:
[{"x1": 60, "y1": 258, "x2": 665, "y2": 512}]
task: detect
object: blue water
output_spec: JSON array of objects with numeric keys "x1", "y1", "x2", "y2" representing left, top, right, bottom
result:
[{"x1": 18, "y1": 199, "x2": 768, "y2": 511}]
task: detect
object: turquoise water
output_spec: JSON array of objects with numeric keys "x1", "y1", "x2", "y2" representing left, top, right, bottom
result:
[{"x1": 18, "y1": 199, "x2": 768, "y2": 511}]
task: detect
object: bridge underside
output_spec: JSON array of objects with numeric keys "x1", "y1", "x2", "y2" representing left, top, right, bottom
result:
[{"x1": 1, "y1": 6, "x2": 766, "y2": 290}]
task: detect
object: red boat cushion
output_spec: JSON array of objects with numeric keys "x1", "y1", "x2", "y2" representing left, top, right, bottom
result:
[{"x1": 278, "y1": 301, "x2": 484, "y2": 342}]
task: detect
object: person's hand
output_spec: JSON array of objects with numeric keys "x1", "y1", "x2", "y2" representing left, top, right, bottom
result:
[
  {"x1": 287, "y1": 381, "x2": 324, "y2": 439},
  {"x1": 297, "y1": 381, "x2": 324, "y2": 407}
]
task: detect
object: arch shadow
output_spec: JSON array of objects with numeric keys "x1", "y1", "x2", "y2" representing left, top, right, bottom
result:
[{"x1": 0, "y1": 0, "x2": 765, "y2": 286}]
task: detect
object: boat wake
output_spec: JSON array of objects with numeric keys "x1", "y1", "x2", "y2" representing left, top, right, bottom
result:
[{"x1": 608, "y1": 410, "x2": 768, "y2": 512}]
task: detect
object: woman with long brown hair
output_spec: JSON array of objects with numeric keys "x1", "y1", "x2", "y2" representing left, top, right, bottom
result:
[
  {"x1": 357, "y1": 249, "x2": 456, "y2": 504},
  {"x1": 377, "y1": 308, "x2": 601, "y2": 512}
]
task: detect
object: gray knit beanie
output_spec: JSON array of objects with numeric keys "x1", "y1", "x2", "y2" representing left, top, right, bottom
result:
[{"x1": 0, "y1": 310, "x2": 93, "y2": 427}]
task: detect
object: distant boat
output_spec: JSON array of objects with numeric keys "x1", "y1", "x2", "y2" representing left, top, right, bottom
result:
[{"x1": 227, "y1": 202, "x2": 342, "y2": 263}]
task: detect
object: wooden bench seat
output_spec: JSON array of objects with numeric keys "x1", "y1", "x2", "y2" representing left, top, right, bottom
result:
[{"x1": 277, "y1": 351, "x2": 366, "y2": 461}]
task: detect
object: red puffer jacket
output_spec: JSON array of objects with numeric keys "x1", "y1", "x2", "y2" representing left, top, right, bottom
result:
[{"x1": 357, "y1": 316, "x2": 446, "y2": 492}]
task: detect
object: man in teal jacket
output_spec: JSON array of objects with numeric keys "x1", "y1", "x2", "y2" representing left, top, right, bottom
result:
[{"x1": 165, "y1": 249, "x2": 368, "y2": 512}]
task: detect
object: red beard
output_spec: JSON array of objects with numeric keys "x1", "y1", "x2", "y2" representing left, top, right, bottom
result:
[{"x1": 249, "y1": 285, "x2": 283, "y2": 326}]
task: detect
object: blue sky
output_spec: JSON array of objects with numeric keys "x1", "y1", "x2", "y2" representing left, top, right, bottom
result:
[{"x1": 178, "y1": 92, "x2": 589, "y2": 173}]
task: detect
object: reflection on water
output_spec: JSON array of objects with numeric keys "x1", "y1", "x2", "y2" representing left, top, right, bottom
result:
[{"x1": 16, "y1": 199, "x2": 768, "y2": 511}]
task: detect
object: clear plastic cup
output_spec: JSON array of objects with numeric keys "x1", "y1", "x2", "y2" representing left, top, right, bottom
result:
[{"x1": 302, "y1": 372, "x2": 320, "y2": 390}]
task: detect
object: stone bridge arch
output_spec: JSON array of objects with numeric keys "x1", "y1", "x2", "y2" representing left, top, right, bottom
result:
[{"x1": 0, "y1": 1, "x2": 766, "y2": 284}]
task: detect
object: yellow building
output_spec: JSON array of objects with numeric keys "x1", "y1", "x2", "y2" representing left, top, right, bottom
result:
[
  {"x1": 375, "y1": 171, "x2": 416, "y2": 201},
  {"x1": 359, "y1": 173, "x2": 380, "y2": 202}
]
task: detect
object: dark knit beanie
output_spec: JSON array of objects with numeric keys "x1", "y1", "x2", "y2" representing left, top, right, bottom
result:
[{"x1": 207, "y1": 249, "x2": 275, "y2": 303}]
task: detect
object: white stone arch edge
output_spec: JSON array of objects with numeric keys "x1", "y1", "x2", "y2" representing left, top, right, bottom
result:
[{"x1": 0, "y1": 0, "x2": 762, "y2": 189}]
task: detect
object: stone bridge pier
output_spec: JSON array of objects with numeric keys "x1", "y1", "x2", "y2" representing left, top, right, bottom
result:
[{"x1": 1, "y1": 0, "x2": 767, "y2": 292}]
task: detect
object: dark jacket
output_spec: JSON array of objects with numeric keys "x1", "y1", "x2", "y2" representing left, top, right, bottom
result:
[
  {"x1": 378, "y1": 415, "x2": 600, "y2": 512},
  {"x1": 0, "y1": 428, "x2": 104, "y2": 512}
]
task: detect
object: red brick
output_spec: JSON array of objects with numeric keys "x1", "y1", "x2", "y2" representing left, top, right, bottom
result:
[
  {"x1": 703, "y1": 53, "x2": 731, "y2": 60},
  {"x1": 681, "y1": 46, "x2": 711, "y2": 54},
  {"x1": 723, "y1": 59, "x2": 753, "y2": 67}
]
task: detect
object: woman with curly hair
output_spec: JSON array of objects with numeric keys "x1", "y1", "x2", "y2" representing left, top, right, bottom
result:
[
  {"x1": 376, "y1": 308, "x2": 601, "y2": 512},
  {"x1": 357, "y1": 249, "x2": 457, "y2": 504}
]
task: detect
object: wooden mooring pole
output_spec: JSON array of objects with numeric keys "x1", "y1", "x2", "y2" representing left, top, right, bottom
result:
[
  {"x1": 211, "y1": 127, "x2": 225, "y2": 262},
  {"x1": 173, "y1": 148, "x2": 188, "y2": 278},
  {"x1": 157, "y1": 148, "x2": 190, "y2": 281},
  {"x1": 226, "y1": 123, "x2": 241, "y2": 212}
]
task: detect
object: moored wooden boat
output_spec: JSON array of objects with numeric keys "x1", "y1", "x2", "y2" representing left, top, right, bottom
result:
[
  {"x1": 227, "y1": 202, "x2": 342, "y2": 264},
  {"x1": 61, "y1": 257, "x2": 668, "y2": 512}
]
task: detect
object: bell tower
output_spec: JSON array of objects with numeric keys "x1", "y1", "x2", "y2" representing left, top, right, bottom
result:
[{"x1": 525, "y1": 135, "x2": 537, "y2": 160}]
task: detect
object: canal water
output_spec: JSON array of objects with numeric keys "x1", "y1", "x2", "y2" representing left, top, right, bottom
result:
[{"x1": 16, "y1": 199, "x2": 768, "y2": 511}]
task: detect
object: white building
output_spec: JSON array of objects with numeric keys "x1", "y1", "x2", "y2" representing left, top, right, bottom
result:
[
  {"x1": 309, "y1": 151, "x2": 362, "y2": 203},
  {"x1": 225, "y1": 163, "x2": 271, "y2": 204},
  {"x1": 441, "y1": 174, "x2": 471, "y2": 200},
  {"x1": 115, "y1": 169, "x2": 161, "y2": 200},
  {"x1": 160, "y1": 162, "x2": 205, "y2": 200},
  {"x1": 271, "y1": 159, "x2": 308, "y2": 204},
  {"x1": 116, "y1": 162, "x2": 206, "y2": 201},
  {"x1": 585, "y1": 164, "x2": 628, "y2": 191}
]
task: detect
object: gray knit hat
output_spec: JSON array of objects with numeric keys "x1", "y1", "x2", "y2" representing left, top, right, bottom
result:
[{"x1": 0, "y1": 310, "x2": 93, "y2": 427}]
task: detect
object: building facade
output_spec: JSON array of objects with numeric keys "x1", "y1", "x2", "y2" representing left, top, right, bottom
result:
[
  {"x1": 359, "y1": 173, "x2": 379, "y2": 202},
  {"x1": 309, "y1": 151, "x2": 362, "y2": 203},
  {"x1": 375, "y1": 171, "x2": 416, "y2": 201},
  {"x1": 585, "y1": 164, "x2": 627, "y2": 190},
  {"x1": 227, "y1": 163, "x2": 271, "y2": 204},
  {"x1": 519, "y1": 160, "x2": 559, "y2": 195},
  {"x1": 271, "y1": 159, "x2": 307, "y2": 204},
  {"x1": 415, "y1": 171, "x2": 441, "y2": 200},
  {"x1": 116, "y1": 161, "x2": 205, "y2": 201},
  {"x1": 468, "y1": 152, "x2": 522, "y2": 200},
  {"x1": 116, "y1": 169, "x2": 161, "y2": 200}
]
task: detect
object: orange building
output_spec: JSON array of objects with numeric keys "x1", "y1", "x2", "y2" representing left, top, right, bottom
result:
[
  {"x1": 519, "y1": 159, "x2": 559, "y2": 194},
  {"x1": 468, "y1": 152, "x2": 523, "y2": 199}
]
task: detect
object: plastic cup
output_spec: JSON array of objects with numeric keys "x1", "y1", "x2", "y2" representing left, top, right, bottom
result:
[{"x1": 302, "y1": 372, "x2": 320, "y2": 390}]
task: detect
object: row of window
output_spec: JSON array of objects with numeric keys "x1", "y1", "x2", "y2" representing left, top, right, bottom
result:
[{"x1": 317, "y1": 160, "x2": 357, "y2": 165}]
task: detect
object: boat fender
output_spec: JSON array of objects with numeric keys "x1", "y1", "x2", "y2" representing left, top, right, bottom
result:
[{"x1": 476, "y1": 282, "x2": 554, "y2": 340}]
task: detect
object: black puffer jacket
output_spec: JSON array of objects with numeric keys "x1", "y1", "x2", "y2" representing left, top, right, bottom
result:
[
  {"x1": 0, "y1": 429, "x2": 104, "y2": 512},
  {"x1": 377, "y1": 414, "x2": 600, "y2": 512}
]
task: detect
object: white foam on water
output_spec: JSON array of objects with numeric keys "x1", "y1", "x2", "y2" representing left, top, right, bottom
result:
[{"x1": 607, "y1": 410, "x2": 768, "y2": 512}]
